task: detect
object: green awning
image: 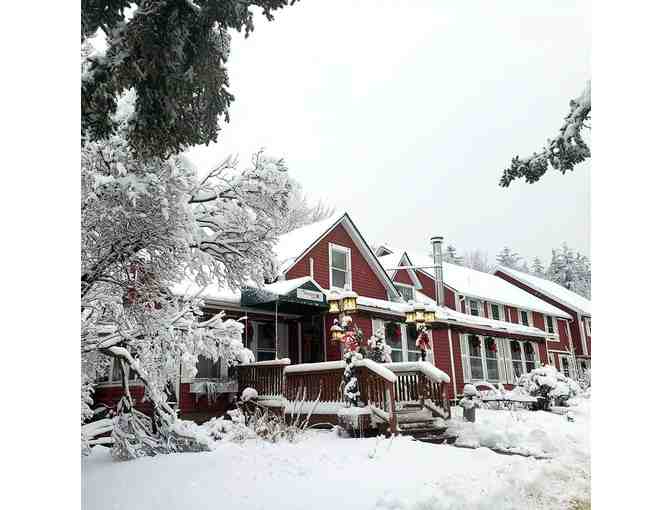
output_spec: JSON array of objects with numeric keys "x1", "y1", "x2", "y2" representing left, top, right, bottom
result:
[{"x1": 240, "y1": 277, "x2": 328, "y2": 315}]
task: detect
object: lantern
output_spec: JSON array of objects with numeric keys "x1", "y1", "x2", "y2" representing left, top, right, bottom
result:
[
  {"x1": 405, "y1": 304, "x2": 416, "y2": 323},
  {"x1": 327, "y1": 291, "x2": 341, "y2": 314},
  {"x1": 330, "y1": 319, "x2": 344, "y2": 342},
  {"x1": 414, "y1": 304, "x2": 426, "y2": 323},
  {"x1": 424, "y1": 304, "x2": 436, "y2": 323},
  {"x1": 342, "y1": 290, "x2": 358, "y2": 312}
]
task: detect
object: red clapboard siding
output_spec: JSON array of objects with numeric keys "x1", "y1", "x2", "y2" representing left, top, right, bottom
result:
[
  {"x1": 286, "y1": 224, "x2": 388, "y2": 300},
  {"x1": 494, "y1": 270, "x2": 588, "y2": 357},
  {"x1": 507, "y1": 306, "x2": 519, "y2": 323},
  {"x1": 547, "y1": 318, "x2": 571, "y2": 352},
  {"x1": 393, "y1": 269, "x2": 414, "y2": 286},
  {"x1": 532, "y1": 311, "x2": 545, "y2": 331},
  {"x1": 431, "y1": 328, "x2": 454, "y2": 399}
]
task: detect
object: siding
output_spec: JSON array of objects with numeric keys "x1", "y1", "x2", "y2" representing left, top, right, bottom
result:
[{"x1": 286, "y1": 224, "x2": 388, "y2": 300}]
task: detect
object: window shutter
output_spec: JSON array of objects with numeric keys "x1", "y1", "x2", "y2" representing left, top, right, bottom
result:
[
  {"x1": 532, "y1": 342, "x2": 541, "y2": 368},
  {"x1": 459, "y1": 334, "x2": 471, "y2": 382},
  {"x1": 496, "y1": 338, "x2": 509, "y2": 384}
]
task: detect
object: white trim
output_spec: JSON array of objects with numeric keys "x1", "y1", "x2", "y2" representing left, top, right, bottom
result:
[
  {"x1": 489, "y1": 302, "x2": 502, "y2": 321},
  {"x1": 393, "y1": 281, "x2": 416, "y2": 302},
  {"x1": 518, "y1": 309, "x2": 531, "y2": 327},
  {"x1": 447, "y1": 327, "x2": 458, "y2": 399},
  {"x1": 328, "y1": 242, "x2": 352, "y2": 290},
  {"x1": 579, "y1": 315, "x2": 589, "y2": 355}
]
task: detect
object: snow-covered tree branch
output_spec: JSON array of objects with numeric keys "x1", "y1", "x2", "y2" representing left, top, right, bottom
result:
[{"x1": 500, "y1": 81, "x2": 591, "y2": 187}]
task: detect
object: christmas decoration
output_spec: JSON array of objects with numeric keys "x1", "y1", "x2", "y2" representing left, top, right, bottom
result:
[
  {"x1": 415, "y1": 324, "x2": 432, "y2": 361},
  {"x1": 486, "y1": 337, "x2": 497, "y2": 353},
  {"x1": 367, "y1": 329, "x2": 392, "y2": 363}
]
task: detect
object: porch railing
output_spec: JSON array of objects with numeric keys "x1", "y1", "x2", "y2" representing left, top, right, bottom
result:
[
  {"x1": 236, "y1": 359, "x2": 451, "y2": 433},
  {"x1": 236, "y1": 359, "x2": 290, "y2": 399}
]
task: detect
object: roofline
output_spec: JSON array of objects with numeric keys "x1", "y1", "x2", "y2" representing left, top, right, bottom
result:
[
  {"x1": 280, "y1": 213, "x2": 402, "y2": 301},
  {"x1": 493, "y1": 265, "x2": 591, "y2": 317},
  {"x1": 407, "y1": 258, "x2": 570, "y2": 319}
]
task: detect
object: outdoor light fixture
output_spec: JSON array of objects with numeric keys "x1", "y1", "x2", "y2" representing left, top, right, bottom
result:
[
  {"x1": 328, "y1": 288, "x2": 359, "y2": 314},
  {"x1": 405, "y1": 305, "x2": 416, "y2": 324},
  {"x1": 342, "y1": 290, "x2": 358, "y2": 312},
  {"x1": 414, "y1": 304, "x2": 426, "y2": 323},
  {"x1": 330, "y1": 320, "x2": 344, "y2": 342},
  {"x1": 424, "y1": 304, "x2": 437, "y2": 323},
  {"x1": 327, "y1": 291, "x2": 341, "y2": 314}
]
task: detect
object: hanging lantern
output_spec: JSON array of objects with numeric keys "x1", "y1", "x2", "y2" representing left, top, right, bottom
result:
[
  {"x1": 330, "y1": 319, "x2": 344, "y2": 342},
  {"x1": 414, "y1": 304, "x2": 426, "y2": 323},
  {"x1": 327, "y1": 291, "x2": 341, "y2": 314},
  {"x1": 405, "y1": 304, "x2": 416, "y2": 323},
  {"x1": 342, "y1": 290, "x2": 358, "y2": 312},
  {"x1": 424, "y1": 304, "x2": 436, "y2": 323}
]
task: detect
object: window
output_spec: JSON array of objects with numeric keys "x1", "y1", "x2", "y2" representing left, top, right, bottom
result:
[
  {"x1": 384, "y1": 321, "x2": 404, "y2": 362},
  {"x1": 585, "y1": 319, "x2": 591, "y2": 336},
  {"x1": 395, "y1": 283, "x2": 415, "y2": 302},
  {"x1": 465, "y1": 335, "x2": 500, "y2": 382},
  {"x1": 519, "y1": 310, "x2": 529, "y2": 326},
  {"x1": 196, "y1": 356, "x2": 222, "y2": 378},
  {"x1": 469, "y1": 299, "x2": 480, "y2": 316},
  {"x1": 509, "y1": 340, "x2": 539, "y2": 380},
  {"x1": 546, "y1": 316, "x2": 555, "y2": 334},
  {"x1": 561, "y1": 357, "x2": 571, "y2": 378},
  {"x1": 468, "y1": 335, "x2": 484, "y2": 380},
  {"x1": 381, "y1": 321, "x2": 424, "y2": 362},
  {"x1": 254, "y1": 322, "x2": 277, "y2": 361},
  {"x1": 490, "y1": 304, "x2": 501, "y2": 321},
  {"x1": 405, "y1": 323, "x2": 422, "y2": 361},
  {"x1": 329, "y1": 244, "x2": 351, "y2": 289}
]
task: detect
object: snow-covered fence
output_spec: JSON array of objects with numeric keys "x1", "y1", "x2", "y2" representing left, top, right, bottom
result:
[{"x1": 385, "y1": 362, "x2": 452, "y2": 419}]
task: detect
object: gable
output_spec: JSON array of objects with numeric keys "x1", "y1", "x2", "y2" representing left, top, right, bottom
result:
[{"x1": 285, "y1": 223, "x2": 390, "y2": 300}]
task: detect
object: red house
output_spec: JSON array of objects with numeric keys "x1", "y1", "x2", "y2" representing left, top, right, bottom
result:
[
  {"x1": 493, "y1": 266, "x2": 591, "y2": 378},
  {"x1": 93, "y1": 212, "x2": 589, "y2": 432}
]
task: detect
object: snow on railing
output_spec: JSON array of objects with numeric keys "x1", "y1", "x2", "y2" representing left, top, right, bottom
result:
[
  {"x1": 284, "y1": 359, "x2": 397, "y2": 383},
  {"x1": 384, "y1": 361, "x2": 451, "y2": 384},
  {"x1": 242, "y1": 358, "x2": 291, "y2": 367}
]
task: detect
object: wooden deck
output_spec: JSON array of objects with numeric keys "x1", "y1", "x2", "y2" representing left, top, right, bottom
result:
[{"x1": 237, "y1": 360, "x2": 452, "y2": 438}]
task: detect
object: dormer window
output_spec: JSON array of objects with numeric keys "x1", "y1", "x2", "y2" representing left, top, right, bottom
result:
[
  {"x1": 329, "y1": 243, "x2": 351, "y2": 289},
  {"x1": 394, "y1": 283, "x2": 415, "y2": 302}
]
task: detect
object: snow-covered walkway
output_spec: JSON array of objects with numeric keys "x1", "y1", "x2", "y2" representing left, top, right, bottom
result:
[{"x1": 82, "y1": 399, "x2": 590, "y2": 510}]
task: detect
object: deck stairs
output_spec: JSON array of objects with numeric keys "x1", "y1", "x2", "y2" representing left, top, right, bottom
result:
[{"x1": 395, "y1": 403, "x2": 453, "y2": 442}]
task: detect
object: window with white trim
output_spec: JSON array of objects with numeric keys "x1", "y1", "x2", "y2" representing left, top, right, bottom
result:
[
  {"x1": 519, "y1": 310, "x2": 529, "y2": 326},
  {"x1": 469, "y1": 299, "x2": 480, "y2": 316},
  {"x1": 490, "y1": 303, "x2": 501, "y2": 321},
  {"x1": 329, "y1": 243, "x2": 351, "y2": 289},
  {"x1": 466, "y1": 335, "x2": 500, "y2": 382},
  {"x1": 585, "y1": 318, "x2": 591, "y2": 337},
  {"x1": 509, "y1": 340, "x2": 539, "y2": 379},
  {"x1": 545, "y1": 315, "x2": 556, "y2": 334},
  {"x1": 380, "y1": 320, "x2": 424, "y2": 362},
  {"x1": 394, "y1": 283, "x2": 415, "y2": 302}
]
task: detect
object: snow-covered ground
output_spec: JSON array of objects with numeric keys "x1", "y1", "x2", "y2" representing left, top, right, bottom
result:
[{"x1": 82, "y1": 399, "x2": 590, "y2": 510}]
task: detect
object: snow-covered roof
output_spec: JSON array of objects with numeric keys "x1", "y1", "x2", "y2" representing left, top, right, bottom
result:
[
  {"x1": 397, "y1": 251, "x2": 571, "y2": 319},
  {"x1": 262, "y1": 276, "x2": 324, "y2": 296},
  {"x1": 356, "y1": 295, "x2": 555, "y2": 339},
  {"x1": 170, "y1": 279, "x2": 242, "y2": 304},
  {"x1": 273, "y1": 213, "x2": 345, "y2": 274},
  {"x1": 274, "y1": 212, "x2": 401, "y2": 300},
  {"x1": 494, "y1": 266, "x2": 591, "y2": 316}
]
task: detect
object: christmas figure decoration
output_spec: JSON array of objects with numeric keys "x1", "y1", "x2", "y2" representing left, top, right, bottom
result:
[
  {"x1": 415, "y1": 324, "x2": 432, "y2": 361},
  {"x1": 367, "y1": 328, "x2": 392, "y2": 363}
]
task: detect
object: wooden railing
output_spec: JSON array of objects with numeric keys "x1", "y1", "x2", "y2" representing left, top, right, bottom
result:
[
  {"x1": 237, "y1": 359, "x2": 289, "y2": 399},
  {"x1": 386, "y1": 363, "x2": 452, "y2": 420},
  {"x1": 235, "y1": 360, "x2": 452, "y2": 433}
]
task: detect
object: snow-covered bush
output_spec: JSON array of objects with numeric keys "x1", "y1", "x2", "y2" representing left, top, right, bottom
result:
[{"x1": 517, "y1": 365, "x2": 581, "y2": 409}]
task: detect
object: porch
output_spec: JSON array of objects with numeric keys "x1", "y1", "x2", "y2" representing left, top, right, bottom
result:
[{"x1": 236, "y1": 358, "x2": 452, "y2": 439}]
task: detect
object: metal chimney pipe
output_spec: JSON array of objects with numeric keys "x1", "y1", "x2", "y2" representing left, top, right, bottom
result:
[{"x1": 431, "y1": 236, "x2": 445, "y2": 307}]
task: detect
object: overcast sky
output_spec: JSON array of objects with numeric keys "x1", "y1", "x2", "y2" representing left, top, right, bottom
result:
[{"x1": 186, "y1": 0, "x2": 591, "y2": 266}]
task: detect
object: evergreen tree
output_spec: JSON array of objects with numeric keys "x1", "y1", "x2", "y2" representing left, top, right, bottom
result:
[
  {"x1": 463, "y1": 249, "x2": 491, "y2": 273},
  {"x1": 531, "y1": 257, "x2": 545, "y2": 276},
  {"x1": 443, "y1": 245, "x2": 464, "y2": 265},
  {"x1": 81, "y1": 0, "x2": 298, "y2": 159},
  {"x1": 545, "y1": 243, "x2": 591, "y2": 299},
  {"x1": 496, "y1": 247, "x2": 523, "y2": 270}
]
